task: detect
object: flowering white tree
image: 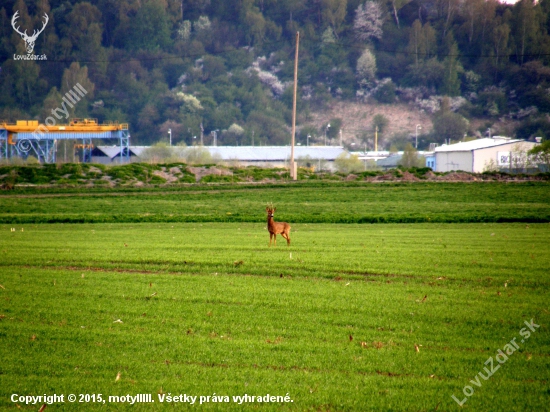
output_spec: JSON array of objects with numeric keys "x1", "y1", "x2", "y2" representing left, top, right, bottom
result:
[
  {"x1": 353, "y1": 1, "x2": 383, "y2": 42},
  {"x1": 356, "y1": 48, "x2": 377, "y2": 87},
  {"x1": 246, "y1": 57, "x2": 286, "y2": 97},
  {"x1": 175, "y1": 92, "x2": 203, "y2": 113}
]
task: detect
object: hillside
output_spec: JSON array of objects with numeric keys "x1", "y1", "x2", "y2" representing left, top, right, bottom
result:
[{"x1": 305, "y1": 101, "x2": 432, "y2": 148}]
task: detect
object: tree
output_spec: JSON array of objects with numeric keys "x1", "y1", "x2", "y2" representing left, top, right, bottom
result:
[
  {"x1": 373, "y1": 80, "x2": 396, "y2": 103},
  {"x1": 404, "y1": 57, "x2": 444, "y2": 89},
  {"x1": 436, "y1": 0, "x2": 461, "y2": 39},
  {"x1": 512, "y1": 0, "x2": 538, "y2": 65},
  {"x1": 126, "y1": 2, "x2": 170, "y2": 51},
  {"x1": 372, "y1": 114, "x2": 389, "y2": 134},
  {"x1": 528, "y1": 140, "x2": 550, "y2": 172},
  {"x1": 334, "y1": 152, "x2": 363, "y2": 173},
  {"x1": 491, "y1": 19, "x2": 511, "y2": 71},
  {"x1": 140, "y1": 142, "x2": 175, "y2": 163},
  {"x1": 321, "y1": 0, "x2": 348, "y2": 38},
  {"x1": 8, "y1": 60, "x2": 42, "y2": 110},
  {"x1": 399, "y1": 143, "x2": 424, "y2": 168},
  {"x1": 183, "y1": 146, "x2": 218, "y2": 164},
  {"x1": 222, "y1": 123, "x2": 245, "y2": 145},
  {"x1": 353, "y1": 1, "x2": 383, "y2": 42},
  {"x1": 408, "y1": 19, "x2": 422, "y2": 66},
  {"x1": 40, "y1": 87, "x2": 63, "y2": 121},
  {"x1": 432, "y1": 111, "x2": 469, "y2": 144},
  {"x1": 60, "y1": 63, "x2": 95, "y2": 118},
  {"x1": 441, "y1": 36, "x2": 462, "y2": 96},
  {"x1": 356, "y1": 48, "x2": 377, "y2": 87},
  {"x1": 243, "y1": 7, "x2": 267, "y2": 45},
  {"x1": 421, "y1": 23, "x2": 437, "y2": 60},
  {"x1": 388, "y1": 0, "x2": 412, "y2": 29},
  {"x1": 460, "y1": 0, "x2": 484, "y2": 45},
  {"x1": 407, "y1": 20, "x2": 436, "y2": 66}
]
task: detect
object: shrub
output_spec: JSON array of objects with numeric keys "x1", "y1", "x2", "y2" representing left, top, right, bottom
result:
[
  {"x1": 373, "y1": 80, "x2": 396, "y2": 103},
  {"x1": 334, "y1": 153, "x2": 364, "y2": 174}
]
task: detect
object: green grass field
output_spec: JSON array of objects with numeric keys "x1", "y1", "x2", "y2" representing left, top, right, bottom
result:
[
  {"x1": 0, "y1": 183, "x2": 549, "y2": 411},
  {"x1": 1, "y1": 181, "x2": 550, "y2": 224}
]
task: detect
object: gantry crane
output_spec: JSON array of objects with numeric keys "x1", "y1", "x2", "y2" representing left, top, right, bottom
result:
[{"x1": 0, "y1": 119, "x2": 129, "y2": 163}]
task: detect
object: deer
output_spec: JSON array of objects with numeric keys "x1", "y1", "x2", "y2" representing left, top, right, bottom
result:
[
  {"x1": 266, "y1": 204, "x2": 291, "y2": 246},
  {"x1": 11, "y1": 11, "x2": 49, "y2": 55}
]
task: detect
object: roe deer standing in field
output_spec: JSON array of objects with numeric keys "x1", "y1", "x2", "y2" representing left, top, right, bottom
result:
[{"x1": 266, "y1": 204, "x2": 291, "y2": 246}]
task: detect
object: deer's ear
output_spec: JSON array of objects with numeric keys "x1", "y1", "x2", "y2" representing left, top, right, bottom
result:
[
  {"x1": 266, "y1": 207, "x2": 269, "y2": 211},
  {"x1": 274, "y1": 208, "x2": 276, "y2": 212}
]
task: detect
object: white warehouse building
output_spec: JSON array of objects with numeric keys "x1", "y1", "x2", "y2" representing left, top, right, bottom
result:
[{"x1": 433, "y1": 137, "x2": 537, "y2": 173}]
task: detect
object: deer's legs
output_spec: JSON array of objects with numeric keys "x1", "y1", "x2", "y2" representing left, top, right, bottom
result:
[{"x1": 282, "y1": 233, "x2": 290, "y2": 245}]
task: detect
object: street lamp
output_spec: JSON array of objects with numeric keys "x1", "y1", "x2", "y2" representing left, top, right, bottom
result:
[
  {"x1": 211, "y1": 129, "x2": 219, "y2": 146},
  {"x1": 415, "y1": 124, "x2": 422, "y2": 149},
  {"x1": 325, "y1": 123, "x2": 331, "y2": 146},
  {"x1": 307, "y1": 134, "x2": 311, "y2": 147},
  {"x1": 168, "y1": 129, "x2": 172, "y2": 146}
]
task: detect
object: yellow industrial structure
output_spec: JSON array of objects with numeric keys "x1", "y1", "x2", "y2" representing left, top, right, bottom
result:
[{"x1": 0, "y1": 119, "x2": 129, "y2": 163}]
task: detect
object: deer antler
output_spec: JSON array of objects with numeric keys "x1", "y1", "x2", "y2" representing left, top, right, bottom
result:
[
  {"x1": 11, "y1": 11, "x2": 49, "y2": 54},
  {"x1": 11, "y1": 11, "x2": 28, "y2": 38},
  {"x1": 28, "y1": 13, "x2": 49, "y2": 42}
]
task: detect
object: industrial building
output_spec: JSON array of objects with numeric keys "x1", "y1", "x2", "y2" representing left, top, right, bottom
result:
[
  {"x1": 433, "y1": 137, "x2": 537, "y2": 173},
  {"x1": 92, "y1": 145, "x2": 347, "y2": 171}
]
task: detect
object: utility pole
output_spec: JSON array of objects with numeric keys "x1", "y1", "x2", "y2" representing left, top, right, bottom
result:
[
  {"x1": 375, "y1": 126, "x2": 378, "y2": 152},
  {"x1": 290, "y1": 31, "x2": 299, "y2": 181}
]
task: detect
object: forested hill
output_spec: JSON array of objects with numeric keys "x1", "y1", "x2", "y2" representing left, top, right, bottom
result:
[{"x1": 1, "y1": 0, "x2": 550, "y2": 148}]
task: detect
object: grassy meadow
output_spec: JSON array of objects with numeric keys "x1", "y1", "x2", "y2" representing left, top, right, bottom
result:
[
  {"x1": 1, "y1": 181, "x2": 550, "y2": 224},
  {"x1": 0, "y1": 182, "x2": 549, "y2": 411}
]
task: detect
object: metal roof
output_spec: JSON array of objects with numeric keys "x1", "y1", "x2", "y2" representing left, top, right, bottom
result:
[
  {"x1": 377, "y1": 154, "x2": 402, "y2": 167},
  {"x1": 434, "y1": 138, "x2": 524, "y2": 152},
  {"x1": 94, "y1": 146, "x2": 122, "y2": 158},
  {"x1": 203, "y1": 146, "x2": 346, "y2": 161},
  {"x1": 94, "y1": 145, "x2": 347, "y2": 161},
  {"x1": 95, "y1": 146, "x2": 147, "y2": 158}
]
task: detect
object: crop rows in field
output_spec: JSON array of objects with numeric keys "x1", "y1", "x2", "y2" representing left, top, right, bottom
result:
[{"x1": 1, "y1": 182, "x2": 549, "y2": 224}]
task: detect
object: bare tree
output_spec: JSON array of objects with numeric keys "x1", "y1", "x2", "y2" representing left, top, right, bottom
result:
[
  {"x1": 389, "y1": 0, "x2": 412, "y2": 29},
  {"x1": 353, "y1": 1, "x2": 384, "y2": 42}
]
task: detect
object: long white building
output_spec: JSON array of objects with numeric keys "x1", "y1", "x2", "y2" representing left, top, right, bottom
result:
[{"x1": 92, "y1": 145, "x2": 347, "y2": 170}]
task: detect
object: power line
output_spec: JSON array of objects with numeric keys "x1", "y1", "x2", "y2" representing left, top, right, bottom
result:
[{"x1": 30, "y1": 33, "x2": 546, "y2": 65}]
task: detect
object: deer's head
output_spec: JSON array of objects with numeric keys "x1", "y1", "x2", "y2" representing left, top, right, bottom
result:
[
  {"x1": 266, "y1": 203, "x2": 276, "y2": 218},
  {"x1": 12, "y1": 11, "x2": 49, "y2": 55}
]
